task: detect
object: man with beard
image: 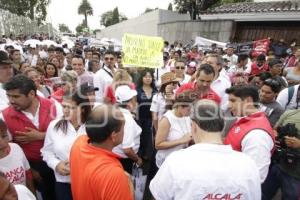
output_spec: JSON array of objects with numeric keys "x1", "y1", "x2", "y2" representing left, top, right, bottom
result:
[
  {"x1": 176, "y1": 64, "x2": 221, "y2": 104},
  {"x1": 1, "y1": 75, "x2": 62, "y2": 200}
]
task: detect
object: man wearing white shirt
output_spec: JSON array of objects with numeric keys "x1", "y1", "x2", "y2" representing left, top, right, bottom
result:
[
  {"x1": 113, "y1": 85, "x2": 142, "y2": 174},
  {"x1": 206, "y1": 54, "x2": 231, "y2": 110},
  {"x1": 0, "y1": 50, "x2": 13, "y2": 111},
  {"x1": 223, "y1": 46, "x2": 238, "y2": 68},
  {"x1": 150, "y1": 99, "x2": 261, "y2": 200},
  {"x1": 276, "y1": 84, "x2": 300, "y2": 110},
  {"x1": 93, "y1": 51, "x2": 116, "y2": 102},
  {"x1": 224, "y1": 85, "x2": 275, "y2": 183}
]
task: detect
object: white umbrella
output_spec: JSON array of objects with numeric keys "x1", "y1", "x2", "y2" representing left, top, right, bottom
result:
[
  {"x1": 61, "y1": 40, "x2": 75, "y2": 48},
  {"x1": 24, "y1": 39, "x2": 41, "y2": 47},
  {"x1": 41, "y1": 40, "x2": 57, "y2": 47},
  {"x1": 0, "y1": 43, "x2": 23, "y2": 54}
]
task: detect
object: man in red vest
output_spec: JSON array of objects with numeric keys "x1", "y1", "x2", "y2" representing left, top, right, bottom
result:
[
  {"x1": 1, "y1": 75, "x2": 60, "y2": 200},
  {"x1": 224, "y1": 85, "x2": 275, "y2": 183}
]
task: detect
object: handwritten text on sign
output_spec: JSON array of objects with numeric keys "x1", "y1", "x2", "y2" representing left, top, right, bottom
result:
[{"x1": 122, "y1": 33, "x2": 164, "y2": 68}]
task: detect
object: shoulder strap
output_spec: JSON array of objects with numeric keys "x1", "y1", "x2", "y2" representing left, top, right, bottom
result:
[
  {"x1": 102, "y1": 67, "x2": 113, "y2": 78},
  {"x1": 286, "y1": 86, "x2": 295, "y2": 108}
]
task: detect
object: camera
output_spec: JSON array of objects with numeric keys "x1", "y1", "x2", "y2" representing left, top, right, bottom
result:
[{"x1": 274, "y1": 123, "x2": 300, "y2": 164}]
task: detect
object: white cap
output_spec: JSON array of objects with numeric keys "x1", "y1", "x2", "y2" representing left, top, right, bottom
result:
[{"x1": 115, "y1": 85, "x2": 137, "y2": 103}]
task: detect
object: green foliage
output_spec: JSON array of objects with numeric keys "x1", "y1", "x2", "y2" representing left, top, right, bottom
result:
[
  {"x1": 0, "y1": 0, "x2": 50, "y2": 25},
  {"x1": 76, "y1": 21, "x2": 86, "y2": 34},
  {"x1": 173, "y1": 0, "x2": 253, "y2": 19},
  {"x1": 168, "y1": 3, "x2": 173, "y2": 11},
  {"x1": 78, "y1": 0, "x2": 93, "y2": 28},
  {"x1": 100, "y1": 7, "x2": 127, "y2": 27},
  {"x1": 58, "y1": 23, "x2": 71, "y2": 33}
]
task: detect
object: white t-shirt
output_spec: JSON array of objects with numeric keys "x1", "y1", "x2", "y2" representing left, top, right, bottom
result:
[
  {"x1": 93, "y1": 66, "x2": 114, "y2": 102},
  {"x1": 156, "y1": 110, "x2": 191, "y2": 168},
  {"x1": 113, "y1": 108, "x2": 142, "y2": 158},
  {"x1": 150, "y1": 93, "x2": 167, "y2": 121},
  {"x1": 15, "y1": 184, "x2": 36, "y2": 200},
  {"x1": 276, "y1": 84, "x2": 300, "y2": 110},
  {"x1": 211, "y1": 69, "x2": 231, "y2": 111},
  {"x1": 223, "y1": 54, "x2": 238, "y2": 68},
  {"x1": 150, "y1": 144, "x2": 261, "y2": 200},
  {"x1": 41, "y1": 119, "x2": 86, "y2": 183},
  {"x1": 0, "y1": 143, "x2": 30, "y2": 185}
]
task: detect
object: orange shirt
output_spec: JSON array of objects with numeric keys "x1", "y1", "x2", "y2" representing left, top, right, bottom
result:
[{"x1": 70, "y1": 135, "x2": 133, "y2": 200}]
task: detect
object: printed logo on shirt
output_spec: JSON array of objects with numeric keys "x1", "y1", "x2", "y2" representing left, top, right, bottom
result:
[
  {"x1": 202, "y1": 193, "x2": 242, "y2": 200},
  {"x1": 234, "y1": 127, "x2": 240, "y2": 134},
  {"x1": 5, "y1": 166, "x2": 25, "y2": 184}
]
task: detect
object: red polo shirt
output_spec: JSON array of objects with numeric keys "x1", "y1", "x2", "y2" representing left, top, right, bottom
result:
[{"x1": 176, "y1": 82, "x2": 221, "y2": 104}]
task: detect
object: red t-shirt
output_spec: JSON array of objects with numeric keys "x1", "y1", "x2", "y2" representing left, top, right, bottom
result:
[{"x1": 176, "y1": 82, "x2": 221, "y2": 104}]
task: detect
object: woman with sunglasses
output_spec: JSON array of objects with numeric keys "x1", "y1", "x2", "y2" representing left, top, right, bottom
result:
[
  {"x1": 41, "y1": 90, "x2": 92, "y2": 200},
  {"x1": 155, "y1": 90, "x2": 195, "y2": 168}
]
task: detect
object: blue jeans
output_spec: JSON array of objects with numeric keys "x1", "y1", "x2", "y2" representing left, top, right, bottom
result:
[{"x1": 262, "y1": 163, "x2": 300, "y2": 200}]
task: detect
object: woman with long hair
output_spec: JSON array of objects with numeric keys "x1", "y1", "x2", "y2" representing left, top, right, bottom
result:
[
  {"x1": 136, "y1": 69, "x2": 157, "y2": 160},
  {"x1": 41, "y1": 90, "x2": 92, "y2": 200}
]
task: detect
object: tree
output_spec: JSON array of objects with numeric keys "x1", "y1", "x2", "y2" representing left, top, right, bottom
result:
[
  {"x1": 78, "y1": 0, "x2": 93, "y2": 28},
  {"x1": 168, "y1": 3, "x2": 173, "y2": 11},
  {"x1": 0, "y1": 0, "x2": 50, "y2": 25},
  {"x1": 173, "y1": 0, "x2": 251, "y2": 20},
  {"x1": 100, "y1": 7, "x2": 127, "y2": 27},
  {"x1": 59, "y1": 24, "x2": 71, "y2": 33},
  {"x1": 76, "y1": 21, "x2": 86, "y2": 34},
  {"x1": 112, "y1": 7, "x2": 120, "y2": 24}
]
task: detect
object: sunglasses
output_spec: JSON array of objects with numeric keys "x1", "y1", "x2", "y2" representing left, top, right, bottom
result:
[
  {"x1": 104, "y1": 57, "x2": 114, "y2": 61},
  {"x1": 175, "y1": 66, "x2": 185, "y2": 70}
]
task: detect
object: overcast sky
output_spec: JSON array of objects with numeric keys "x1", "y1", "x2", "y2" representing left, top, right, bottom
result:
[{"x1": 47, "y1": 0, "x2": 172, "y2": 32}]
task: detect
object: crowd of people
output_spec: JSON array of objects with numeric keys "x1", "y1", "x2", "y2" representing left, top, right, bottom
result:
[{"x1": 0, "y1": 35, "x2": 299, "y2": 200}]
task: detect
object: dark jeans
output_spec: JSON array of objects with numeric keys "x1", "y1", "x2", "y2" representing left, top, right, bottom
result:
[
  {"x1": 55, "y1": 182, "x2": 73, "y2": 200},
  {"x1": 262, "y1": 163, "x2": 300, "y2": 200},
  {"x1": 29, "y1": 160, "x2": 56, "y2": 200},
  {"x1": 120, "y1": 158, "x2": 134, "y2": 174}
]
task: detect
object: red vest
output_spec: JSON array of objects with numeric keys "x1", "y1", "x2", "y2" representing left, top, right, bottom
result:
[
  {"x1": 3, "y1": 97, "x2": 57, "y2": 161},
  {"x1": 251, "y1": 63, "x2": 269, "y2": 76},
  {"x1": 224, "y1": 112, "x2": 275, "y2": 152}
]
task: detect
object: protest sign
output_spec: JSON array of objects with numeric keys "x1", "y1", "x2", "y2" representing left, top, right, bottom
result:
[{"x1": 122, "y1": 33, "x2": 164, "y2": 68}]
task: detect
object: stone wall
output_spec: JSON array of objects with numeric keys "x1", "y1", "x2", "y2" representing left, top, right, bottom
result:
[
  {"x1": 0, "y1": 8, "x2": 56, "y2": 37},
  {"x1": 96, "y1": 9, "x2": 190, "y2": 40},
  {"x1": 157, "y1": 20, "x2": 234, "y2": 44}
]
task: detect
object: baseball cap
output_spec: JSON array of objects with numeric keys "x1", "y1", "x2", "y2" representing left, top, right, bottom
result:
[
  {"x1": 0, "y1": 50, "x2": 12, "y2": 65},
  {"x1": 80, "y1": 82, "x2": 99, "y2": 95},
  {"x1": 115, "y1": 85, "x2": 137, "y2": 103}
]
